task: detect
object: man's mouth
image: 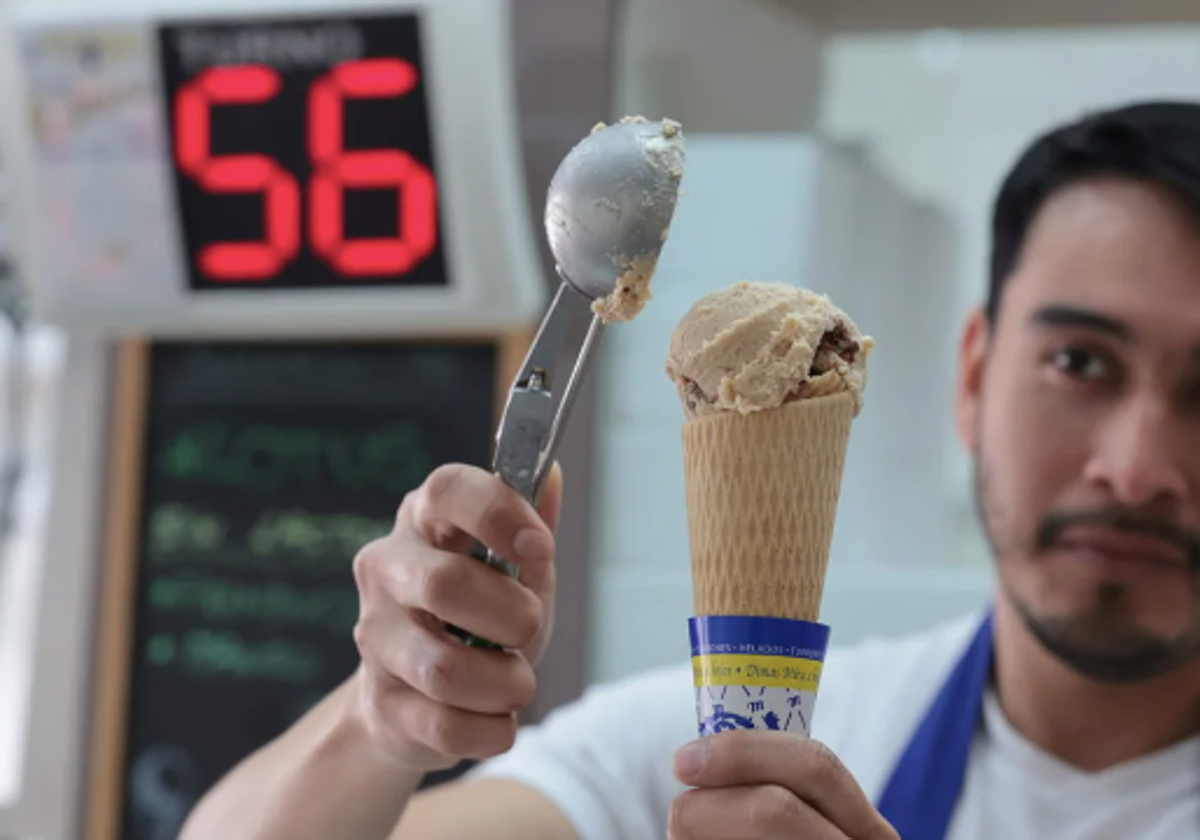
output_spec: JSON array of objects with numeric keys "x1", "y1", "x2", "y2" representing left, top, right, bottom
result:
[{"x1": 1053, "y1": 525, "x2": 1192, "y2": 580}]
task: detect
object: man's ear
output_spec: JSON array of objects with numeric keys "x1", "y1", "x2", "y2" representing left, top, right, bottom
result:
[{"x1": 955, "y1": 306, "x2": 990, "y2": 455}]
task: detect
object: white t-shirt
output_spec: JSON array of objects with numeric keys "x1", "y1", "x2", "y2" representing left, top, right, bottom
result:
[{"x1": 469, "y1": 610, "x2": 1200, "y2": 839}]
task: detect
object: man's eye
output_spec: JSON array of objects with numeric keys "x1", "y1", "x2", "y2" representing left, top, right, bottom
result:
[{"x1": 1051, "y1": 347, "x2": 1108, "y2": 380}]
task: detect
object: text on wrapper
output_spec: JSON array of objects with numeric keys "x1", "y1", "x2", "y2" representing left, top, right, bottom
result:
[{"x1": 692, "y1": 654, "x2": 823, "y2": 692}]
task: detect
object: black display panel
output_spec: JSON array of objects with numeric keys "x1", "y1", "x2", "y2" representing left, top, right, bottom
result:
[
  {"x1": 156, "y1": 13, "x2": 449, "y2": 290},
  {"x1": 119, "y1": 340, "x2": 495, "y2": 839}
]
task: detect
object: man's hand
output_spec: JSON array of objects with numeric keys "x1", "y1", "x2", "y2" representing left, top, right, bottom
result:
[
  {"x1": 669, "y1": 731, "x2": 899, "y2": 839},
  {"x1": 350, "y1": 461, "x2": 564, "y2": 772}
]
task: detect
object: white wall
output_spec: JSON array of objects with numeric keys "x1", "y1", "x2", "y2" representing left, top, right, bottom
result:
[
  {"x1": 0, "y1": 326, "x2": 64, "y2": 793},
  {"x1": 0, "y1": 334, "x2": 107, "y2": 840},
  {"x1": 613, "y1": 0, "x2": 827, "y2": 131},
  {"x1": 819, "y1": 24, "x2": 1200, "y2": 521}
]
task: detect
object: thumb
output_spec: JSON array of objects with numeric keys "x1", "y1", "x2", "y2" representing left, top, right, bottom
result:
[{"x1": 535, "y1": 461, "x2": 564, "y2": 535}]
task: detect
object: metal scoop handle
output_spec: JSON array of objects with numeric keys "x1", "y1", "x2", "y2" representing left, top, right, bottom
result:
[{"x1": 446, "y1": 277, "x2": 603, "y2": 649}]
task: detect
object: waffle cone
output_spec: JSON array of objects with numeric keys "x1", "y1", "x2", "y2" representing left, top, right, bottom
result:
[{"x1": 682, "y1": 392, "x2": 855, "y2": 621}]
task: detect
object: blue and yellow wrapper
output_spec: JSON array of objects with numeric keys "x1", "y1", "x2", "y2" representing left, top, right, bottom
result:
[{"x1": 690, "y1": 615, "x2": 830, "y2": 737}]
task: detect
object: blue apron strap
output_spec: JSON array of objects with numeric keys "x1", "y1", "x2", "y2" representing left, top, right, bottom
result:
[{"x1": 875, "y1": 609, "x2": 995, "y2": 840}]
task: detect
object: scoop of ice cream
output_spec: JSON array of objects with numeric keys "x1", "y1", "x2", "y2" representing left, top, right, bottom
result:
[
  {"x1": 585, "y1": 116, "x2": 685, "y2": 323},
  {"x1": 591, "y1": 252, "x2": 659, "y2": 323},
  {"x1": 666, "y1": 281, "x2": 872, "y2": 419}
]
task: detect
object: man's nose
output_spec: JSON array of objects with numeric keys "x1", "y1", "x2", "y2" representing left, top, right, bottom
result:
[{"x1": 1082, "y1": 399, "x2": 1190, "y2": 508}]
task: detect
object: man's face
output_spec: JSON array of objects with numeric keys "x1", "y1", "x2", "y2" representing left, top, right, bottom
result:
[{"x1": 957, "y1": 176, "x2": 1200, "y2": 683}]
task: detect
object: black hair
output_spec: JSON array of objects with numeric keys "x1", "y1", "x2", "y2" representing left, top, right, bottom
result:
[{"x1": 987, "y1": 101, "x2": 1200, "y2": 324}]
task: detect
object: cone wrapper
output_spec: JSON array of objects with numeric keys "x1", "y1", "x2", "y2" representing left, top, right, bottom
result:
[{"x1": 681, "y1": 392, "x2": 855, "y2": 738}]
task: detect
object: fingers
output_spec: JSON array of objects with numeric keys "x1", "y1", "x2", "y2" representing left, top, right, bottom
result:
[
  {"x1": 535, "y1": 461, "x2": 565, "y2": 534},
  {"x1": 358, "y1": 669, "x2": 521, "y2": 766},
  {"x1": 403, "y1": 463, "x2": 557, "y2": 587},
  {"x1": 392, "y1": 686, "x2": 520, "y2": 760},
  {"x1": 674, "y1": 733, "x2": 898, "y2": 840},
  {"x1": 669, "y1": 785, "x2": 849, "y2": 840},
  {"x1": 365, "y1": 536, "x2": 544, "y2": 649},
  {"x1": 346, "y1": 461, "x2": 566, "y2": 772},
  {"x1": 354, "y1": 599, "x2": 536, "y2": 715}
]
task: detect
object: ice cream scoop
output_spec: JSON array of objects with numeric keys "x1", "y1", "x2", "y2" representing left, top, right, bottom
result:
[
  {"x1": 450, "y1": 115, "x2": 686, "y2": 650},
  {"x1": 546, "y1": 115, "x2": 686, "y2": 322},
  {"x1": 666, "y1": 281, "x2": 872, "y2": 420},
  {"x1": 492, "y1": 115, "x2": 686, "y2": 503}
]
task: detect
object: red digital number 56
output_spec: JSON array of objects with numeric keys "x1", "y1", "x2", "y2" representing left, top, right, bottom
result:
[{"x1": 174, "y1": 59, "x2": 438, "y2": 282}]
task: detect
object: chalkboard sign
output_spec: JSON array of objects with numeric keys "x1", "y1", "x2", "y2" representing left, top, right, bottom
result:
[{"x1": 86, "y1": 335, "x2": 527, "y2": 840}]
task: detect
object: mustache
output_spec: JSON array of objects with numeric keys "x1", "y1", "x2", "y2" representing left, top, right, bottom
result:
[{"x1": 1036, "y1": 508, "x2": 1200, "y2": 574}]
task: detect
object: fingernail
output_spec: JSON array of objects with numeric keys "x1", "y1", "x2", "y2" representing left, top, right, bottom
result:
[
  {"x1": 513, "y1": 528, "x2": 552, "y2": 565},
  {"x1": 674, "y1": 740, "x2": 708, "y2": 778}
]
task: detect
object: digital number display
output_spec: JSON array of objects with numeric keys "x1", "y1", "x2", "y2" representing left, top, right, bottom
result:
[{"x1": 156, "y1": 14, "x2": 449, "y2": 291}]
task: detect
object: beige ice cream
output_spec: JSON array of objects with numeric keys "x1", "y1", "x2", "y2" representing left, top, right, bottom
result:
[
  {"x1": 669, "y1": 281, "x2": 871, "y2": 621},
  {"x1": 591, "y1": 252, "x2": 660, "y2": 324},
  {"x1": 666, "y1": 281, "x2": 872, "y2": 420},
  {"x1": 586, "y1": 116, "x2": 685, "y2": 324}
]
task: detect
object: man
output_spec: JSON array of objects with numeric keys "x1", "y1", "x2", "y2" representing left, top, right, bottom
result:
[{"x1": 181, "y1": 100, "x2": 1200, "y2": 839}]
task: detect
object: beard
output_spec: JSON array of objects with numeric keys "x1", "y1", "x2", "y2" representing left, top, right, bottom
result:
[{"x1": 973, "y1": 453, "x2": 1200, "y2": 684}]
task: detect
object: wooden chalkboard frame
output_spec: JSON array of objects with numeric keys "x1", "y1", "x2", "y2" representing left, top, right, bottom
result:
[{"x1": 84, "y1": 329, "x2": 532, "y2": 840}]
